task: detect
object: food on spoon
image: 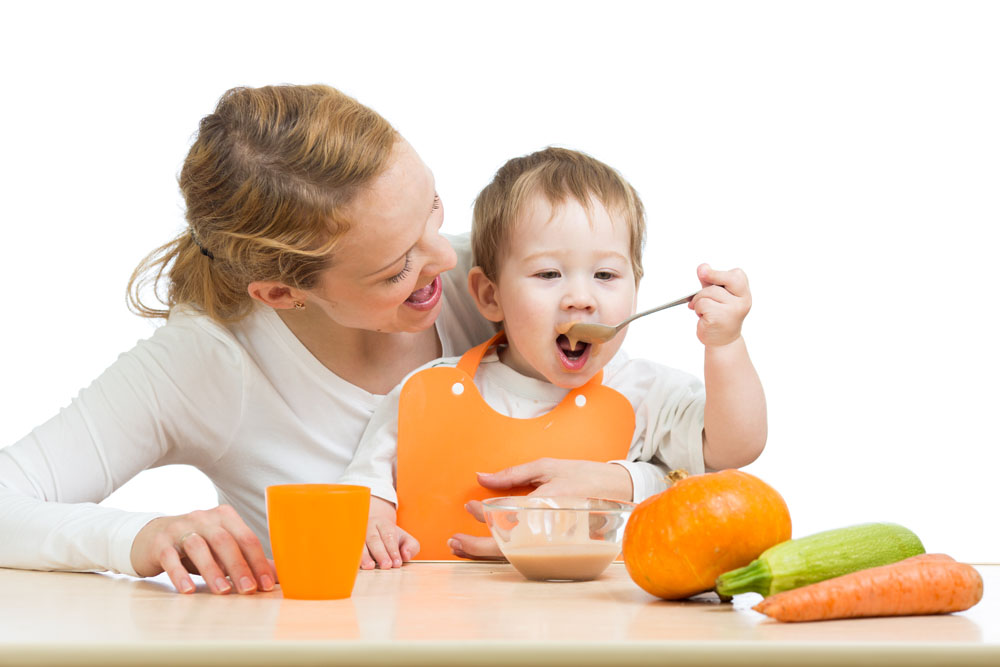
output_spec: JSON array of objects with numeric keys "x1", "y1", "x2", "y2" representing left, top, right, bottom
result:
[
  {"x1": 752, "y1": 553, "x2": 983, "y2": 622},
  {"x1": 622, "y1": 469, "x2": 791, "y2": 600},
  {"x1": 556, "y1": 321, "x2": 595, "y2": 349},
  {"x1": 715, "y1": 522, "x2": 925, "y2": 597},
  {"x1": 555, "y1": 321, "x2": 575, "y2": 335}
]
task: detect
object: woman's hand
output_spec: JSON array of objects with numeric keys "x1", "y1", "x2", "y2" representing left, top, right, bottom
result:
[
  {"x1": 130, "y1": 505, "x2": 276, "y2": 595},
  {"x1": 447, "y1": 459, "x2": 634, "y2": 560},
  {"x1": 448, "y1": 501, "x2": 505, "y2": 560},
  {"x1": 476, "y1": 458, "x2": 633, "y2": 500},
  {"x1": 360, "y1": 496, "x2": 420, "y2": 570}
]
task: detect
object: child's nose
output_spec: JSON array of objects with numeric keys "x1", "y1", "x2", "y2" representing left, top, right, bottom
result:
[{"x1": 560, "y1": 284, "x2": 597, "y2": 312}]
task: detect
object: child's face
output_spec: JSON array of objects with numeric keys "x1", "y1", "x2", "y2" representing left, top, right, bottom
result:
[{"x1": 489, "y1": 194, "x2": 637, "y2": 388}]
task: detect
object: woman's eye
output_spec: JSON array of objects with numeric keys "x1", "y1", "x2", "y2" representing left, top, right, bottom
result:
[{"x1": 387, "y1": 256, "x2": 413, "y2": 284}]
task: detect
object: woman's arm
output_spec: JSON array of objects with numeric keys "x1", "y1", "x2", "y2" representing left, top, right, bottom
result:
[{"x1": 0, "y1": 314, "x2": 273, "y2": 593}]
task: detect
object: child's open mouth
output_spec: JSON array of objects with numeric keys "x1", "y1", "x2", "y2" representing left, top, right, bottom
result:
[{"x1": 556, "y1": 334, "x2": 591, "y2": 371}]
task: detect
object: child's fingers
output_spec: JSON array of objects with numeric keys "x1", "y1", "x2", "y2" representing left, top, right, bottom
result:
[
  {"x1": 397, "y1": 528, "x2": 421, "y2": 562},
  {"x1": 365, "y1": 527, "x2": 393, "y2": 569},
  {"x1": 696, "y1": 264, "x2": 750, "y2": 298},
  {"x1": 692, "y1": 285, "x2": 734, "y2": 310},
  {"x1": 696, "y1": 263, "x2": 714, "y2": 288},
  {"x1": 376, "y1": 522, "x2": 403, "y2": 568},
  {"x1": 359, "y1": 545, "x2": 377, "y2": 570}
]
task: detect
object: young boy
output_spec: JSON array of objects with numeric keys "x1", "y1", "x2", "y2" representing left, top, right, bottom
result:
[{"x1": 340, "y1": 147, "x2": 766, "y2": 567}]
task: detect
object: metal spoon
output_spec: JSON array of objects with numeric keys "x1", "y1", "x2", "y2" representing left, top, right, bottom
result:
[{"x1": 557, "y1": 291, "x2": 699, "y2": 345}]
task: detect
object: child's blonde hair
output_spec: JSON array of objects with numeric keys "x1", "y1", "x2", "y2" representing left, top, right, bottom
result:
[
  {"x1": 472, "y1": 146, "x2": 646, "y2": 282},
  {"x1": 128, "y1": 84, "x2": 398, "y2": 323}
]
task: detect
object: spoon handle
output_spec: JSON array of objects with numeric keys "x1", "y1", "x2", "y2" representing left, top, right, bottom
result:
[{"x1": 617, "y1": 291, "x2": 699, "y2": 331}]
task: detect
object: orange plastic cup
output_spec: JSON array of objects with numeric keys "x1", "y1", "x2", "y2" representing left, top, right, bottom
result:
[{"x1": 266, "y1": 484, "x2": 370, "y2": 600}]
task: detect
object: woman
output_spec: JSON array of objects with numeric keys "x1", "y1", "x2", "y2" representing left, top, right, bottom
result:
[{"x1": 0, "y1": 84, "x2": 662, "y2": 594}]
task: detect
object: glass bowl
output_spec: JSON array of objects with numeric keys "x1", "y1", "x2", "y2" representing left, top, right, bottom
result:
[{"x1": 481, "y1": 496, "x2": 635, "y2": 581}]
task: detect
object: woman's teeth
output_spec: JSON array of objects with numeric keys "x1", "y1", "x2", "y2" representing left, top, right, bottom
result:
[
  {"x1": 406, "y1": 284, "x2": 434, "y2": 303},
  {"x1": 406, "y1": 277, "x2": 437, "y2": 304}
]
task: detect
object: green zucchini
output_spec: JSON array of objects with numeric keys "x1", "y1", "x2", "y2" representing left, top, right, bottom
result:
[{"x1": 714, "y1": 522, "x2": 925, "y2": 597}]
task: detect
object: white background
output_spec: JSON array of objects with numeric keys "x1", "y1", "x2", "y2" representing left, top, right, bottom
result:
[{"x1": 2, "y1": 1, "x2": 997, "y2": 562}]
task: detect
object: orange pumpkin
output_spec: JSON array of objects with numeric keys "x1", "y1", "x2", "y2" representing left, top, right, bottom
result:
[{"x1": 623, "y1": 468, "x2": 791, "y2": 600}]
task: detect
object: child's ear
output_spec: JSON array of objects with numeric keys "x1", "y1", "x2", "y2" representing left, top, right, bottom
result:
[{"x1": 468, "y1": 267, "x2": 504, "y2": 323}]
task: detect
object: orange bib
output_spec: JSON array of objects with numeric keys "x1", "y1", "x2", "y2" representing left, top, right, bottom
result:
[{"x1": 396, "y1": 331, "x2": 636, "y2": 559}]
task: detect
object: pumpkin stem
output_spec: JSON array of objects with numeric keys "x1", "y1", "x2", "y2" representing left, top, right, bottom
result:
[{"x1": 665, "y1": 469, "x2": 689, "y2": 485}]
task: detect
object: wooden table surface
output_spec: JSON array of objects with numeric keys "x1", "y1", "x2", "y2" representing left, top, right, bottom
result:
[{"x1": 0, "y1": 562, "x2": 996, "y2": 666}]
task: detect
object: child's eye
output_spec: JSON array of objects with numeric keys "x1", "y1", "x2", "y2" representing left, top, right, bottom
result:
[
  {"x1": 535, "y1": 270, "x2": 561, "y2": 280},
  {"x1": 595, "y1": 270, "x2": 616, "y2": 281},
  {"x1": 386, "y1": 255, "x2": 413, "y2": 284},
  {"x1": 431, "y1": 194, "x2": 441, "y2": 211}
]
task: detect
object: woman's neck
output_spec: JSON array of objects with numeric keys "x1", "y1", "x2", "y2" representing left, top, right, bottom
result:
[{"x1": 276, "y1": 308, "x2": 442, "y2": 395}]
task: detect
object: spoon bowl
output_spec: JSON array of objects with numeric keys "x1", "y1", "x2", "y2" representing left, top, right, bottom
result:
[{"x1": 558, "y1": 291, "x2": 698, "y2": 345}]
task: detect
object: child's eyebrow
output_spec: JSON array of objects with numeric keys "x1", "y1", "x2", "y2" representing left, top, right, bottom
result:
[{"x1": 521, "y1": 249, "x2": 629, "y2": 263}]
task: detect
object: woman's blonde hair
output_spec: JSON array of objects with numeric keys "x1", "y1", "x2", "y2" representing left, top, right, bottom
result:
[
  {"x1": 472, "y1": 146, "x2": 646, "y2": 283},
  {"x1": 128, "y1": 84, "x2": 398, "y2": 323}
]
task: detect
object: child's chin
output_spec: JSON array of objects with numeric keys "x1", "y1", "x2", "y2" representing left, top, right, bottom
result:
[{"x1": 546, "y1": 369, "x2": 600, "y2": 390}]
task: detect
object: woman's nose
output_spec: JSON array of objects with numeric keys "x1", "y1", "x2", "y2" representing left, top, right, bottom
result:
[{"x1": 420, "y1": 229, "x2": 457, "y2": 275}]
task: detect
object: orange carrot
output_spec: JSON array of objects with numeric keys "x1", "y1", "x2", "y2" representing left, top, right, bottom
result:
[{"x1": 753, "y1": 553, "x2": 983, "y2": 622}]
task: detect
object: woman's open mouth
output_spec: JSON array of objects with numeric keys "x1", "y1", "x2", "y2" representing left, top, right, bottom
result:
[
  {"x1": 556, "y1": 334, "x2": 591, "y2": 371},
  {"x1": 404, "y1": 275, "x2": 443, "y2": 311}
]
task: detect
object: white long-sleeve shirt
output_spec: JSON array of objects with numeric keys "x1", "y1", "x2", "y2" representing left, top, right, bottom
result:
[
  {"x1": 340, "y1": 349, "x2": 707, "y2": 506},
  {"x1": 0, "y1": 234, "x2": 495, "y2": 575}
]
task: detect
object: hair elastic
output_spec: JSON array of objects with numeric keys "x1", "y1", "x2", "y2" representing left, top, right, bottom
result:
[{"x1": 189, "y1": 228, "x2": 215, "y2": 260}]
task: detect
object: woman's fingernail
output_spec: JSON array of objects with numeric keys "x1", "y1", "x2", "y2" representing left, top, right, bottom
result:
[
  {"x1": 215, "y1": 577, "x2": 232, "y2": 593},
  {"x1": 448, "y1": 539, "x2": 459, "y2": 550},
  {"x1": 239, "y1": 576, "x2": 256, "y2": 593},
  {"x1": 179, "y1": 579, "x2": 195, "y2": 594},
  {"x1": 260, "y1": 574, "x2": 274, "y2": 591}
]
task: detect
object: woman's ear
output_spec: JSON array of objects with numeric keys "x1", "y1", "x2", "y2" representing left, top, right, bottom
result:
[
  {"x1": 247, "y1": 281, "x2": 308, "y2": 309},
  {"x1": 467, "y1": 267, "x2": 504, "y2": 323}
]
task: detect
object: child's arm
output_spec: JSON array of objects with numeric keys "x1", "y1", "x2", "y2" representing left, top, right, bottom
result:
[
  {"x1": 692, "y1": 264, "x2": 767, "y2": 469},
  {"x1": 339, "y1": 383, "x2": 418, "y2": 569}
]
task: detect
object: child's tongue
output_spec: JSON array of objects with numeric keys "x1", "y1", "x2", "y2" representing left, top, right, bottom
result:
[{"x1": 557, "y1": 334, "x2": 585, "y2": 353}]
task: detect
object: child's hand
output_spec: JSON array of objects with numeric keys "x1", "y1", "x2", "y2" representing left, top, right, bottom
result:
[
  {"x1": 360, "y1": 496, "x2": 420, "y2": 570},
  {"x1": 690, "y1": 264, "x2": 751, "y2": 347}
]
